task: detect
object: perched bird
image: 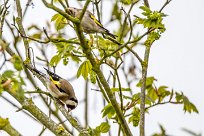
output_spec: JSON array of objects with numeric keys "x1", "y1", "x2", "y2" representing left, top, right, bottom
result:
[
  {"x1": 32, "y1": 67, "x2": 78, "y2": 111},
  {"x1": 68, "y1": 7, "x2": 117, "y2": 39}
]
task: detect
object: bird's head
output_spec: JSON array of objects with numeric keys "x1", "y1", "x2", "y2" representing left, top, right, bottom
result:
[
  {"x1": 67, "y1": 7, "x2": 78, "y2": 17},
  {"x1": 66, "y1": 97, "x2": 78, "y2": 111}
]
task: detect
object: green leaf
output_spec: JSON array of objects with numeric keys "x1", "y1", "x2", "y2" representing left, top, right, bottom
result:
[
  {"x1": 128, "y1": 107, "x2": 140, "y2": 127},
  {"x1": 175, "y1": 92, "x2": 199, "y2": 113},
  {"x1": 86, "y1": 127, "x2": 100, "y2": 136},
  {"x1": 89, "y1": 70, "x2": 96, "y2": 84},
  {"x1": 77, "y1": 60, "x2": 92, "y2": 79},
  {"x1": 136, "y1": 6, "x2": 166, "y2": 34},
  {"x1": 0, "y1": 84, "x2": 3, "y2": 95},
  {"x1": 147, "y1": 87, "x2": 158, "y2": 102},
  {"x1": 50, "y1": 55, "x2": 61, "y2": 67},
  {"x1": 120, "y1": 0, "x2": 132, "y2": 5},
  {"x1": 133, "y1": 93, "x2": 140, "y2": 101},
  {"x1": 63, "y1": 58, "x2": 69, "y2": 65},
  {"x1": 97, "y1": 36, "x2": 119, "y2": 58},
  {"x1": 123, "y1": 95, "x2": 133, "y2": 100},
  {"x1": 31, "y1": 33, "x2": 41, "y2": 39},
  {"x1": 157, "y1": 86, "x2": 170, "y2": 101},
  {"x1": 2, "y1": 70, "x2": 14, "y2": 78},
  {"x1": 11, "y1": 55, "x2": 23, "y2": 71},
  {"x1": 136, "y1": 76, "x2": 156, "y2": 88},
  {"x1": 101, "y1": 103, "x2": 115, "y2": 119},
  {"x1": 71, "y1": 53, "x2": 81, "y2": 63},
  {"x1": 175, "y1": 92, "x2": 183, "y2": 102},
  {"x1": 0, "y1": 118, "x2": 9, "y2": 129},
  {"x1": 139, "y1": 6, "x2": 151, "y2": 14},
  {"x1": 132, "y1": 92, "x2": 153, "y2": 105},
  {"x1": 96, "y1": 122, "x2": 110, "y2": 133},
  {"x1": 183, "y1": 96, "x2": 199, "y2": 113},
  {"x1": 111, "y1": 2, "x2": 122, "y2": 21},
  {"x1": 51, "y1": 13, "x2": 67, "y2": 31},
  {"x1": 52, "y1": 42, "x2": 81, "y2": 65},
  {"x1": 51, "y1": 14, "x2": 59, "y2": 21}
]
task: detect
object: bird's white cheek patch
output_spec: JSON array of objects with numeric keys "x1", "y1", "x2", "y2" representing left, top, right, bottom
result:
[{"x1": 65, "y1": 100, "x2": 77, "y2": 106}]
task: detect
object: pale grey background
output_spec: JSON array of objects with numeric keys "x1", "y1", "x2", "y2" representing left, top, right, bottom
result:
[{"x1": 0, "y1": 0, "x2": 203, "y2": 135}]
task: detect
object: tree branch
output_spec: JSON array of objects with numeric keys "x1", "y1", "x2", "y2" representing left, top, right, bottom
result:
[
  {"x1": 139, "y1": 45, "x2": 150, "y2": 136},
  {"x1": 15, "y1": 0, "x2": 30, "y2": 59},
  {"x1": 0, "y1": 116, "x2": 22, "y2": 136},
  {"x1": 1, "y1": 95, "x2": 38, "y2": 122},
  {"x1": 56, "y1": 102, "x2": 89, "y2": 135}
]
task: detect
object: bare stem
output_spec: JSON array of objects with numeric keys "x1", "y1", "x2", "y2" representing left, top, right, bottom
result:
[
  {"x1": 139, "y1": 45, "x2": 150, "y2": 136},
  {"x1": 15, "y1": 0, "x2": 30, "y2": 59}
]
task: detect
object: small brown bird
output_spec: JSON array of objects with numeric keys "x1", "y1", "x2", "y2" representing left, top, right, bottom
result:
[
  {"x1": 68, "y1": 7, "x2": 117, "y2": 39},
  {"x1": 33, "y1": 67, "x2": 78, "y2": 111}
]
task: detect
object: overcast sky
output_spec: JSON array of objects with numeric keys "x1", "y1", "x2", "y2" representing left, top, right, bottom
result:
[{"x1": 0, "y1": 0, "x2": 204, "y2": 136}]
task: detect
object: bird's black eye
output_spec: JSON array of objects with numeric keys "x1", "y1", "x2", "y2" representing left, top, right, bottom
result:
[
  {"x1": 69, "y1": 10, "x2": 73, "y2": 15},
  {"x1": 68, "y1": 8, "x2": 76, "y2": 16}
]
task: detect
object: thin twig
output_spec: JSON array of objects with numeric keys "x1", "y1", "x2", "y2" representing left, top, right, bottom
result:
[
  {"x1": 1, "y1": 95, "x2": 38, "y2": 122},
  {"x1": 15, "y1": 0, "x2": 31, "y2": 59},
  {"x1": 159, "y1": 0, "x2": 172, "y2": 13},
  {"x1": 115, "y1": 70, "x2": 123, "y2": 110},
  {"x1": 126, "y1": 46, "x2": 143, "y2": 64},
  {"x1": 145, "y1": 101, "x2": 182, "y2": 110},
  {"x1": 58, "y1": 0, "x2": 67, "y2": 9},
  {"x1": 143, "y1": 0, "x2": 150, "y2": 8},
  {"x1": 0, "y1": 0, "x2": 9, "y2": 38}
]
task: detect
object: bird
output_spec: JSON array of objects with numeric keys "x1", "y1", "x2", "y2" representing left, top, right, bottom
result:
[
  {"x1": 67, "y1": 7, "x2": 117, "y2": 39},
  {"x1": 32, "y1": 67, "x2": 78, "y2": 111}
]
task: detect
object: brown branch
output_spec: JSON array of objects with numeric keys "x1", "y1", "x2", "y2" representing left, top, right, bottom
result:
[
  {"x1": 159, "y1": 0, "x2": 172, "y2": 13},
  {"x1": 143, "y1": 0, "x2": 150, "y2": 8},
  {"x1": 145, "y1": 101, "x2": 182, "y2": 110}
]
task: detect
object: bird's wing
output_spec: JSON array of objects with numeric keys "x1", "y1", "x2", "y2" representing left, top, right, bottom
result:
[
  {"x1": 59, "y1": 79, "x2": 75, "y2": 96},
  {"x1": 89, "y1": 14, "x2": 104, "y2": 28}
]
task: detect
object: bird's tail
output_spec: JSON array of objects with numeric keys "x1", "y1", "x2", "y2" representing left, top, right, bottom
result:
[
  {"x1": 43, "y1": 67, "x2": 62, "y2": 81},
  {"x1": 31, "y1": 67, "x2": 46, "y2": 78},
  {"x1": 106, "y1": 31, "x2": 118, "y2": 39}
]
